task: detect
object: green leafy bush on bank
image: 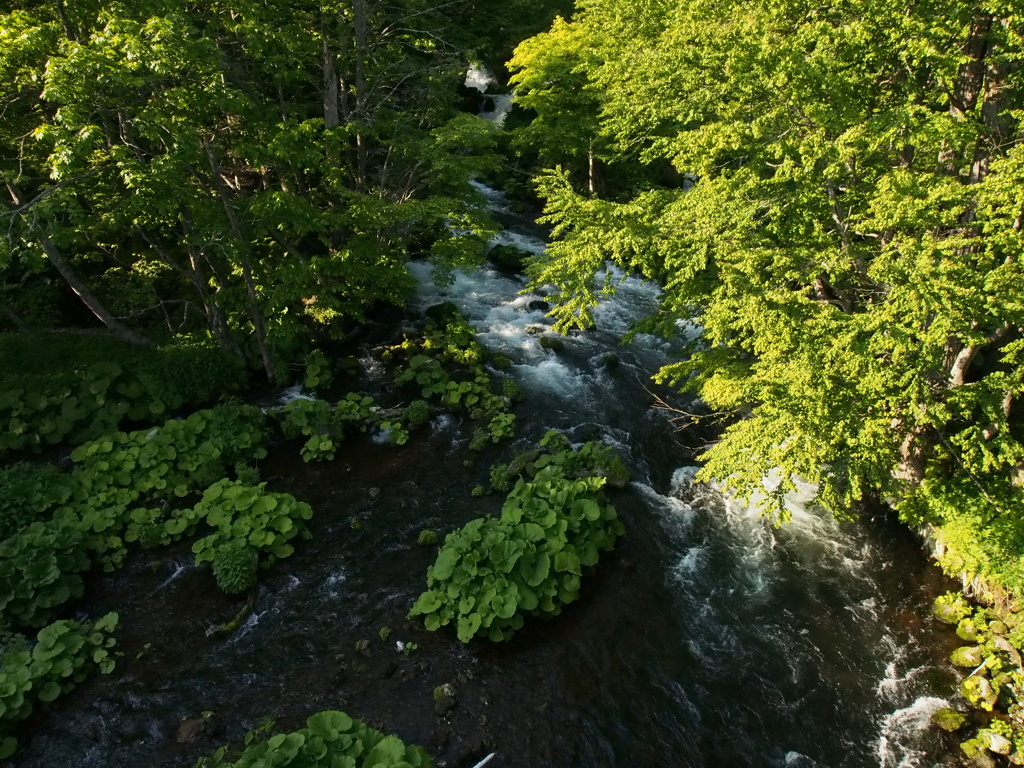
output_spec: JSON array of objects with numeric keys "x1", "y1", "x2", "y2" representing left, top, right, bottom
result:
[
  {"x1": 0, "y1": 613, "x2": 119, "y2": 759},
  {"x1": 60, "y1": 403, "x2": 270, "y2": 570},
  {"x1": 410, "y1": 434, "x2": 626, "y2": 642},
  {"x1": 188, "y1": 480, "x2": 313, "y2": 593},
  {"x1": 0, "y1": 403, "x2": 270, "y2": 630},
  {"x1": 0, "y1": 522, "x2": 90, "y2": 629},
  {"x1": 273, "y1": 394, "x2": 377, "y2": 461},
  {"x1": 0, "y1": 335, "x2": 247, "y2": 455},
  {"x1": 0, "y1": 464, "x2": 75, "y2": 542},
  {"x1": 195, "y1": 710, "x2": 434, "y2": 768}
]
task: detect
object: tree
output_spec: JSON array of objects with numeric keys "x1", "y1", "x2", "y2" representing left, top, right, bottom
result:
[
  {"x1": 0, "y1": 0, "x2": 501, "y2": 378},
  {"x1": 516, "y1": 0, "x2": 1024, "y2": 585}
]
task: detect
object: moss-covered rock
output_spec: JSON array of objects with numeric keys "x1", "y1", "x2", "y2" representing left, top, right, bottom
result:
[
  {"x1": 934, "y1": 593, "x2": 972, "y2": 624},
  {"x1": 962, "y1": 675, "x2": 999, "y2": 710},
  {"x1": 958, "y1": 616, "x2": 984, "y2": 642},
  {"x1": 983, "y1": 729, "x2": 1013, "y2": 755},
  {"x1": 425, "y1": 301, "x2": 462, "y2": 325},
  {"x1": 952, "y1": 645, "x2": 987, "y2": 667},
  {"x1": 488, "y1": 244, "x2": 531, "y2": 273},
  {"x1": 931, "y1": 707, "x2": 967, "y2": 732},
  {"x1": 538, "y1": 335, "x2": 565, "y2": 352}
]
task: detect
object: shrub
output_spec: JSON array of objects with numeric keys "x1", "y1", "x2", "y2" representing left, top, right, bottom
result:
[
  {"x1": 302, "y1": 349, "x2": 334, "y2": 393},
  {"x1": 0, "y1": 522, "x2": 90, "y2": 629},
  {"x1": 0, "y1": 335, "x2": 247, "y2": 455},
  {"x1": 273, "y1": 394, "x2": 377, "y2": 462},
  {"x1": 0, "y1": 613, "x2": 118, "y2": 759},
  {"x1": 212, "y1": 543, "x2": 258, "y2": 595},
  {"x1": 405, "y1": 399, "x2": 431, "y2": 429},
  {"x1": 0, "y1": 463, "x2": 74, "y2": 541},
  {"x1": 62, "y1": 403, "x2": 269, "y2": 569},
  {"x1": 196, "y1": 710, "x2": 435, "y2": 768},
  {"x1": 410, "y1": 462, "x2": 624, "y2": 642},
  {"x1": 386, "y1": 315, "x2": 518, "y2": 447},
  {"x1": 187, "y1": 480, "x2": 313, "y2": 590}
]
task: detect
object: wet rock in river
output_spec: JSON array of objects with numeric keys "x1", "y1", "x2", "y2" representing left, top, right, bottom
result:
[
  {"x1": 930, "y1": 707, "x2": 966, "y2": 732},
  {"x1": 538, "y1": 335, "x2": 565, "y2": 352},
  {"x1": 488, "y1": 244, "x2": 530, "y2": 273},
  {"x1": 951, "y1": 645, "x2": 985, "y2": 667},
  {"x1": 434, "y1": 683, "x2": 458, "y2": 716},
  {"x1": 177, "y1": 716, "x2": 208, "y2": 745}
]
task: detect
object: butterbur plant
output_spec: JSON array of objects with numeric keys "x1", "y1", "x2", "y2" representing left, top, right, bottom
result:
[
  {"x1": 410, "y1": 461, "x2": 624, "y2": 642},
  {"x1": 0, "y1": 522, "x2": 90, "y2": 629},
  {"x1": 0, "y1": 612, "x2": 119, "y2": 759},
  {"x1": 302, "y1": 349, "x2": 334, "y2": 393},
  {"x1": 186, "y1": 480, "x2": 313, "y2": 590},
  {"x1": 196, "y1": 709, "x2": 435, "y2": 768}
]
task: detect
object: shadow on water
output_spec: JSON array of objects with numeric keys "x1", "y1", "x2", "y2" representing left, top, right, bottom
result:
[{"x1": 14, "y1": 181, "x2": 965, "y2": 768}]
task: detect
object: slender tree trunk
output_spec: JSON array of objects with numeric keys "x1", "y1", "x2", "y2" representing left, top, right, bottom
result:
[
  {"x1": 203, "y1": 143, "x2": 278, "y2": 383},
  {"x1": 6, "y1": 181, "x2": 152, "y2": 346},
  {"x1": 54, "y1": 0, "x2": 79, "y2": 41},
  {"x1": 353, "y1": 0, "x2": 369, "y2": 191}
]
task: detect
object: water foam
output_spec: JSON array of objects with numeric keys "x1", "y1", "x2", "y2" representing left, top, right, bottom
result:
[{"x1": 874, "y1": 697, "x2": 949, "y2": 768}]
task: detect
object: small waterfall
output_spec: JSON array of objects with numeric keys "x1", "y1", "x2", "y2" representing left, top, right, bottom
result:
[{"x1": 465, "y1": 64, "x2": 514, "y2": 125}]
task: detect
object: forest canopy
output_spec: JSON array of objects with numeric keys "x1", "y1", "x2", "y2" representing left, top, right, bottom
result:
[
  {"x1": 509, "y1": 0, "x2": 1024, "y2": 589},
  {"x1": 0, "y1": 0, "x2": 572, "y2": 380}
]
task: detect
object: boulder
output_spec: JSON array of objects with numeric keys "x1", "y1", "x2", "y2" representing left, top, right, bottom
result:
[
  {"x1": 538, "y1": 335, "x2": 565, "y2": 352},
  {"x1": 488, "y1": 244, "x2": 531, "y2": 273},
  {"x1": 930, "y1": 708, "x2": 966, "y2": 732},
  {"x1": 951, "y1": 645, "x2": 986, "y2": 667}
]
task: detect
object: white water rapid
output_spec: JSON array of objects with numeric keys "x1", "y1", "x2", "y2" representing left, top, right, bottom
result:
[{"x1": 409, "y1": 179, "x2": 960, "y2": 767}]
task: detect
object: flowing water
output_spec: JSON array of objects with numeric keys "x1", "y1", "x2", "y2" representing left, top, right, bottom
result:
[{"x1": 13, "y1": 155, "x2": 965, "y2": 768}]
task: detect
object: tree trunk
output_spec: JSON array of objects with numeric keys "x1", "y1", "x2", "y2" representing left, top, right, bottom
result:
[
  {"x1": 353, "y1": 0, "x2": 369, "y2": 191},
  {"x1": 203, "y1": 143, "x2": 278, "y2": 384},
  {"x1": 6, "y1": 181, "x2": 152, "y2": 346}
]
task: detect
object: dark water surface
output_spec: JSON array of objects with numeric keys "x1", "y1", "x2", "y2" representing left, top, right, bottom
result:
[{"x1": 14, "y1": 187, "x2": 964, "y2": 768}]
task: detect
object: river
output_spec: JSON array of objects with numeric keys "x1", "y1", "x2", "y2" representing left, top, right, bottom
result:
[
  {"x1": 11, "y1": 93, "x2": 964, "y2": 768},
  {"x1": 12, "y1": 176, "x2": 962, "y2": 768}
]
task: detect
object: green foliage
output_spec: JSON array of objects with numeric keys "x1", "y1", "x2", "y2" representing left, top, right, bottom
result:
[
  {"x1": 387, "y1": 314, "x2": 518, "y2": 448},
  {"x1": 212, "y1": 543, "x2": 258, "y2": 596},
  {"x1": 489, "y1": 462, "x2": 511, "y2": 493},
  {"x1": 302, "y1": 350, "x2": 334, "y2": 393},
  {"x1": 234, "y1": 462, "x2": 261, "y2": 486},
  {"x1": 64, "y1": 403, "x2": 269, "y2": 569},
  {"x1": 378, "y1": 421, "x2": 410, "y2": 446},
  {"x1": 404, "y1": 400, "x2": 431, "y2": 429},
  {"x1": 0, "y1": 463, "x2": 74, "y2": 541},
  {"x1": 0, "y1": 337, "x2": 247, "y2": 455},
  {"x1": 195, "y1": 710, "x2": 434, "y2": 768},
  {"x1": 188, "y1": 480, "x2": 313, "y2": 584},
  {"x1": 0, "y1": 522, "x2": 89, "y2": 629},
  {"x1": 273, "y1": 393, "x2": 382, "y2": 461},
  {"x1": 513, "y1": 0, "x2": 1024, "y2": 554},
  {"x1": 0, "y1": 0, "x2": 500, "y2": 360},
  {"x1": 410, "y1": 438, "x2": 625, "y2": 642},
  {"x1": 0, "y1": 613, "x2": 118, "y2": 760},
  {"x1": 501, "y1": 378, "x2": 523, "y2": 402}
]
